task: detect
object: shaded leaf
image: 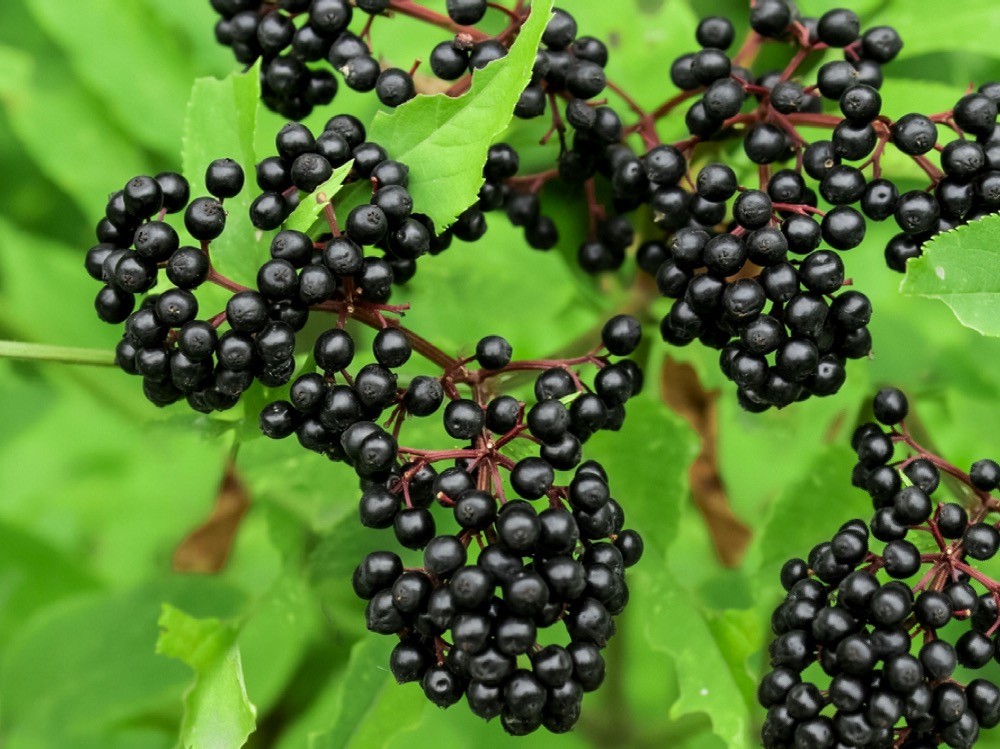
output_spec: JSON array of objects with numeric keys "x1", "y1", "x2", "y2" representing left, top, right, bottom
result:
[
  {"x1": 755, "y1": 444, "x2": 871, "y2": 588},
  {"x1": 0, "y1": 519, "x2": 102, "y2": 646},
  {"x1": 308, "y1": 636, "x2": 427, "y2": 749},
  {"x1": 157, "y1": 605, "x2": 258, "y2": 749},
  {"x1": 646, "y1": 564, "x2": 755, "y2": 749},
  {"x1": 1, "y1": 581, "x2": 245, "y2": 747},
  {"x1": 585, "y1": 392, "x2": 698, "y2": 557},
  {"x1": 26, "y1": 0, "x2": 197, "y2": 155},
  {"x1": 0, "y1": 44, "x2": 152, "y2": 218}
]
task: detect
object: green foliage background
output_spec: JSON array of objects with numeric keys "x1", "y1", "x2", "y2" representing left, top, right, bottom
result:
[{"x1": 3, "y1": 0, "x2": 1000, "y2": 747}]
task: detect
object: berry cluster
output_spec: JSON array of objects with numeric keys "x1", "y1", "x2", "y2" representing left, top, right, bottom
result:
[
  {"x1": 83, "y1": 90, "x2": 650, "y2": 731},
  {"x1": 761, "y1": 388, "x2": 1000, "y2": 748},
  {"x1": 84, "y1": 115, "x2": 478, "y2": 409},
  {"x1": 254, "y1": 320, "x2": 648, "y2": 735},
  {"x1": 205, "y1": 1, "x2": 1000, "y2": 411},
  {"x1": 208, "y1": 0, "x2": 555, "y2": 119}
]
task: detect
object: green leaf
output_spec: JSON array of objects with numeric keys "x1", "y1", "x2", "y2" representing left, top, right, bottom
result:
[
  {"x1": 755, "y1": 444, "x2": 871, "y2": 588},
  {"x1": 284, "y1": 160, "x2": 355, "y2": 234},
  {"x1": 647, "y1": 564, "x2": 755, "y2": 749},
  {"x1": 390, "y1": 219, "x2": 605, "y2": 361},
  {"x1": 867, "y1": 0, "x2": 1000, "y2": 60},
  {"x1": 900, "y1": 216, "x2": 1000, "y2": 337},
  {"x1": 26, "y1": 0, "x2": 198, "y2": 156},
  {"x1": 309, "y1": 637, "x2": 427, "y2": 749},
  {"x1": 1, "y1": 580, "x2": 245, "y2": 748},
  {"x1": 0, "y1": 519, "x2": 101, "y2": 646},
  {"x1": 585, "y1": 395, "x2": 698, "y2": 557},
  {"x1": 156, "y1": 605, "x2": 257, "y2": 749},
  {"x1": 367, "y1": 0, "x2": 554, "y2": 230},
  {"x1": 0, "y1": 44, "x2": 153, "y2": 218},
  {"x1": 182, "y1": 66, "x2": 263, "y2": 288}
]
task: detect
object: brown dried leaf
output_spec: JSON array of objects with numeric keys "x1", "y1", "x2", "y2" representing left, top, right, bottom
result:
[
  {"x1": 172, "y1": 460, "x2": 250, "y2": 574},
  {"x1": 660, "y1": 356, "x2": 752, "y2": 567}
]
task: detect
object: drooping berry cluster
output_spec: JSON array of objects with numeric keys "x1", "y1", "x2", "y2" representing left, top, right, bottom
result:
[
  {"x1": 255, "y1": 320, "x2": 648, "y2": 735},
  {"x1": 83, "y1": 92, "x2": 652, "y2": 732},
  {"x1": 84, "y1": 115, "x2": 478, "y2": 410},
  {"x1": 761, "y1": 388, "x2": 1000, "y2": 748}
]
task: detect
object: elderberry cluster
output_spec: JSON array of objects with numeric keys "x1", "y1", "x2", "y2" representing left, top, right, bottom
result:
[
  {"x1": 209, "y1": 0, "x2": 593, "y2": 121},
  {"x1": 254, "y1": 320, "x2": 647, "y2": 734},
  {"x1": 211, "y1": 0, "x2": 380, "y2": 119},
  {"x1": 83, "y1": 114, "x2": 464, "y2": 409},
  {"x1": 881, "y1": 86, "x2": 1000, "y2": 271},
  {"x1": 761, "y1": 388, "x2": 1000, "y2": 748}
]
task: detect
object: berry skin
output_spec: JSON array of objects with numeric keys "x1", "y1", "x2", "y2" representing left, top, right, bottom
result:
[
  {"x1": 155, "y1": 288, "x2": 199, "y2": 328},
  {"x1": 291, "y1": 153, "x2": 333, "y2": 192},
  {"x1": 872, "y1": 388, "x2": 908, "y2": 425},
  {"x1": 542, "y1": 8, "x2": 577, "y2": 50},
  {"x1": 376, "y1": 68, "x2": 416, "y2": 107},
  {"x1": 510, "y1": 458, "x2": 555, "y2": 500},
  {"x1": 891, "y1": 113, "x2": 938, "y2": 155},
  {"x1": 446, "y1": 0, "x2": 487, "y2": 25},
  {"x1": 123, "y1": 175, "x2": 163, "y2": 218},
  {"x1": 250, "y1": 193, "x2": 287, "y2": 230},
  {"x1": 184, "y1": 197, "x2": 227, "y2": 240},
  {"x1": 696, "y1": 16, "x2": 735, "y2": 50},
  {"x1": 476, "y1": 335, "x2": 513, "y2": 370},
  {"x1": 601, "y1": 315, "x2": 641, "y2": 356},
  {"x1": 970, "y1": 459, "x2": 1000, "y2": 491},
  {"x1": 346, "y1": 204, "x2": 389, "y2": 245},
  {"x1": 155, "y1": 172, "x2": 190, "y2": 213},
  {"x1": 430, "y1": 42, "x2": 469, "y2": 80},
  {"x1": 372, "y1": 328, "x2": 411, "y2": 368},
  {"x1": 816, "y1": 9, "x2": 860, "y2": 47},
  {"x1": 205, "y1": 158, "x2": 245, "y2": 199},
  {"x1": 443, "y1": 399, "x2": 485, "y2": 440},
  {"x1": 750, "y1": 0, "x2": 791, "y2": 37},
  {"x1": 404, "y1": 376, "x2": 445, "y2": 417}
]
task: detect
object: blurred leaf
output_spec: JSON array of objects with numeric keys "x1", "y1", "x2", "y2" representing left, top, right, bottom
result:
[
  {"x1": 0, "y1": 44, "x2": 152, "y2": 218},
  {"x1": 755, "y1": 444, "x2": 871, "y2": 588},
  {"x1": 182, "y1": 65, "x2": 263, "y2": 287},
  {"x1": 0, "y1": 520, "x2": 101, "y2": 646},
  {"x1": 901, "y1": 217, "x2": 1000, "y2": 336},
  {"x1": 661, "y1": 357, "x2": 752, "y2": 567},
  {"x1": 173, "y1": 461, "x2": 250, "y2": 574},
  {"x1": 0, "y1": 361, "x2": 230, "y2": 588},
  {"x1": 157, "y1": 605, "x2": 257, "y2": 749},
  {"x1": 143, "y1": 0, "x2": 236, "y2": 80},
  {"x1": 647, "y1": 564, "x2": 755, "y2": 749},
  {"x1": 284, "y1": 160, "x2": 355, "y2": 234},
  {"x1": 585, "y1": 393, "x2": 698, "y2": 557},
  {"x1": 367, "y1": 0, "x2": 554, "y2": 231},
  {"x1": 0, "y1": 216, "x2": 121, "y2": 348},
  {"x1": 26, "y1": 0, "x2": 197, "y2": 156},
  {"x1": 868, "y1": 0, "x2": 1000, "y2": 60},
  {"x1": 309, "y1": 636, "x2": 427, "y2": 749},
  {"x1": 2, "y1": 580, "x2": 245, "y2": 748}
]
